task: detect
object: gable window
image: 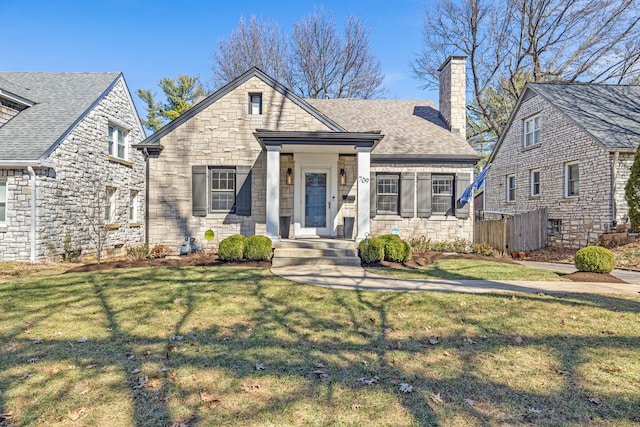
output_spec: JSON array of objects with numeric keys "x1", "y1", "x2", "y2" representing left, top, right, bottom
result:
[
  {"x1": 249, "y1": 93, "x2": 262, "y2": 115},
  {"x1": 530, "y1": 169, "x2": 540, "y2": 196},
  {"x1": 104, "y1": 188, "x2": 116, "y2": 223},
  {"x1": 432, "y1": 174, "x2": 454, "y2": 215},
  {"x1": 506, "y1": 174, "x2": 516, "y2": 202},
  {"x1": 0, "y1": 180, "x2": 6, "y2": 223},
  {"x1": 376, "y1": 174, "x2": 399, "y2": 214},
  {"x1": 565, "y1": 162, "x2": 579, "y2": 197},
  {"x1": 108, "y1": 125, "x2": 127, "y2": 159},
  {"x1": 129, "y1": 191, "x2": 138, "y2": 223},
  {"x1": 524, "y1": 115, "x2": 540, "y2": 147},
  {"x1": 211, "y1": 168, "x2": 236, "y2": 212}
]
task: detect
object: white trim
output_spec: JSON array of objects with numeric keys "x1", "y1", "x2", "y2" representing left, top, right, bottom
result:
[
  {"x1": 530, "y1": 169, "x2": 540, "y2": 196},
  {"x1": 506, "y1": 174, "x2": 516, "y2": 202},
  {"x1": 266, "y1": 146, "x2": 281, "y2": 241},
  {"x1": 356, "y1": 147, "x2": 371, "y2": 241},
  {"x1": 0, "y1": 160, "x2": 56, "y2": 169},
  {"x1": 564, "y1": 161, "x2": 579, "y2": 198}
]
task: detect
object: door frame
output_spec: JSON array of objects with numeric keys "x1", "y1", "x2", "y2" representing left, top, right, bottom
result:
[
  {"x1": 293, "y1": 153, "x2": 338, "y2": 237},
  {"x1": 300, "y1": 168, "x2": 332, "y2": 236}
]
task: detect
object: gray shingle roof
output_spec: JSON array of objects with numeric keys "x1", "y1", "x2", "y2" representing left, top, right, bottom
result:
[
  {"x1": 306, "y1": 99, "x2": 479, "y2": 157},
  {"x1": 528, "y1": 83, "x2": 640, "y2": 150},
  {"x1": 0, "y1": 72, "x2": 121, "y2": 161}
]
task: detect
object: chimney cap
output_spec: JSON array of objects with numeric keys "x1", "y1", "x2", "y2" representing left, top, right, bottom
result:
[{"x1": 437, "y1": 55, "x2": 467, "y2": 72}]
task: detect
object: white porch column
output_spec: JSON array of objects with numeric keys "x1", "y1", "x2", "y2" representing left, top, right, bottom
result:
[
  {"x1": 266, "y1": 146, "x2": 281, "y2": 241},
  {"x1": 356, "y1": 147, "x2": 371, "y2": 241}
]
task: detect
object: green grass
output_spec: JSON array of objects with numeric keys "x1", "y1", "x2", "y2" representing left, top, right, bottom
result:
[
  {"x1": 367, "y1": 259, "x2": 567, "y2": 281},
  {"x1": 0, "y1": 265, "x2": 639, "y2": 426}
]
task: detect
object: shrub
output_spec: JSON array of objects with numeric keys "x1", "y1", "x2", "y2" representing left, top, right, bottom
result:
[
  {"x1": 470, "y1": 242, "x2": 498, "y2": 257},
  {"x1": 245, "y1": 235, "x2": 273, "y2": 261},
  {"x1": 218, "y1": 235, "x2": 246, "y2": 261},
  {"x1": 383, "y1": 238, "x2": 412, "y2": 263},
  {"x1": 625, "y1": 145, "x2": 640, "y2": 231},
  {"x1": 126, "y1": 244, "x2": 149, "y2": 261},
  {"x1": 574, "y1": 246, "x2": 615, "y2": 273},
  {"x1": 150, "y1": 244, "x2": 172, "y2": 258},
  {"x1": 359, "y1": 237, "x2": 385, "y2": 263}
]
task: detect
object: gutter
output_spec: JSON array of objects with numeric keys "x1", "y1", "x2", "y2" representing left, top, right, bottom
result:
[
  {"x1": 27, "y1": 166, "x2": 37, "y2": 264},
  {"x1": 611, "y1": 151, "x2": 619, "y2": 228},
  {"x1": 0, "y1": 160, "x2": 56, "y2": 169}
]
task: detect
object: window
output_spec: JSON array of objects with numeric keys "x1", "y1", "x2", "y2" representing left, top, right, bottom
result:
[
  {"x1": 108, "y1": 125, "x2": 127, "y2": 159},
  {"x1": 376, "y1": 174, "x2": 399, "y2": 214},
  {"x1": 565, "y1": 162, "x2": 579, "y2": 197},
  {"x1": 0, "y1": 180, "x2": 6, "y2": 223},
  {"x1": 249, "y1": 94, "x2": 262, "y2": 115},
  {"x1": 548, "y1": 219, "x2": 561, "y2": 234},
  {"x1": 432, "y1": 174, "x2": 454, "y2": 214},
  {"x1": 524, "y1": 115, "x2": 540, "y2": 147},
  {"x1": 104, "y1": 188, "x2": 116, "y2": 223},
  {"x1": 506, "y1": 174, "x2": 516, "y2": 202},
  {"x1": 129, "y1": 191, "x2": 138, "y2": 223},
  {"x1": 210, "y1": 168, "x2": 236, "y2": 212},
  {"x1": 530, "y1": 169, "x2": 540, "y2": 196}
]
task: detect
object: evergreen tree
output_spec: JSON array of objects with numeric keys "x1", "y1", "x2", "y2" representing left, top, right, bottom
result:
[{"x1": 625, "y1": 147, "x2": 640, "y2": 231}]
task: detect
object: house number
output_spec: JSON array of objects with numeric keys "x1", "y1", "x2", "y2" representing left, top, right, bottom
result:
[{"x1": 358, "y1": 176, "x2": 369, "y2": 183}]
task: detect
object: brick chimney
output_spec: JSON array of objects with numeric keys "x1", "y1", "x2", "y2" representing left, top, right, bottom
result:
[{"x1": 438, "y1": 56, "x2": 467, "y2": 139}]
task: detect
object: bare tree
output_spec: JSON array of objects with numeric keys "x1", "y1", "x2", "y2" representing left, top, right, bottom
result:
[
  {"x1": 413, "y1": 0, "x2": 640, "y2": 149},
  {"x1": 211, "y1": 15, "x2": 292, "y2": 89},
  {"x1": 210, "y1": 10, "x2": 385, "y2": 99}
]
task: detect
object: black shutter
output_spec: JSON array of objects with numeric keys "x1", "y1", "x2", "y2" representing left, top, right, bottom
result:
[
  {"x1": 455, "y1": 172, "x2": 471, "y2": 219},
  {"x1": 370, "y1": 172, "x2": 377, "y2": 218},
  {"x1": 235, "y1": 166, "x2": 252, "y2": 216},
  {"x1": 400, "y1": 172, "x2": 415, "y2": 218},
  {"x1": 417, "y1": 172, "x2": 432, "y2": 218},
  {"x1": 192, "y1": 166, "x2": 207, "y2": 217}
]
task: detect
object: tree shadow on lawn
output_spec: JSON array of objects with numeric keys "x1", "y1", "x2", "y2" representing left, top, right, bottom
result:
[{"x1": 0, "y1": 267, "x2": 639, "y2": 426}]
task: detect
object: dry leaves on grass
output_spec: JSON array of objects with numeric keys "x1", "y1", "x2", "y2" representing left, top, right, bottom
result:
[
  {"x1": 399, "y1": 383, "x2": 414, "y2": 393},
  {"x1": 67, "y1": 407, "x2": 86, "y2": 421},
  {"x1": 357, "y1": 376, "x2": 379, "y2": 386},
  {"x1": 430, "y1": 393, "x2": 444, "y2": 404},
  {"x1": 514, "y1": 335, "x2": 524, "y2": 344},
  {"x1": 255, "y1": 363, "x2": 266, "y2": 371}
]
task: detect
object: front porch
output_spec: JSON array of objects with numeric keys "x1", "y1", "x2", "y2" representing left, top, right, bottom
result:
[{"x1": 254, "y1": 130, "x2": 383, "y2": 242}]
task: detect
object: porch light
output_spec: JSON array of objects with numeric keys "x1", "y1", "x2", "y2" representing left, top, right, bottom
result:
[
  {"x1": 340, "y1": 168, "x2": 346, "y2": 185},
  {"x1": 286, "y1": 168, "x2": 292, "y2": 185}
]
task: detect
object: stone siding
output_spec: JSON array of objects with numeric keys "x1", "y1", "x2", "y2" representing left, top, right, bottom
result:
[
  {"x1": 370, "y1": 164, "x2": 474, "y2": 242},
  {"x1": 0, "y1": 78, "x2": 145, "y2": 262},
  {"x1": 0, "y1": 98, "x2": 25, "y2": 127},
  {"x1": 438, "y1": 57, "x2": 467, "y2": 139},
  {"x1": 614, "y1": 154, "x2": 634, "y2": 225},
  {"x1": 147, "y1": 76, "x2": 332, "y2": 251},
  {"x1": 485, "y1": 93, "x2": 627, "y2": 248}
]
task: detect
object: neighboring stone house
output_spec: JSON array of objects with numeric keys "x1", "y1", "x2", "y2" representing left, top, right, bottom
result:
[
  {"x1": 485, "y1": 83, "x2": 640, "y2": 248},
  {"x1": 135, "y1": 56, "x2": 480, "y2": 249},
  {"x1": 0, "y1": 72, "x2": 145, "y2": 262}
]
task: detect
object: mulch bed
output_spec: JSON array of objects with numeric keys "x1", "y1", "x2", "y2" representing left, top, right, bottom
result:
[
  {"x1": 65, "y1": 253, "x2": 270, "y2": 273},
  {"x1": 560, "y1": 271, "x2": 626, "y2": 283},
  {"x1": 372, "y1": 251, "x2": 519, "y2": 269}
]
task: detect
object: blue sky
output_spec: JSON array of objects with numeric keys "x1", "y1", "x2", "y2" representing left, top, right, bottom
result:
[{"x1": 1, "y1": 0, "x2": 437, "y2": 119}]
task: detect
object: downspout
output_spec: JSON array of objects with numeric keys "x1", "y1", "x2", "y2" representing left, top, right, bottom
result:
[
  {"x1": 611, "y1": 151, "x2": 619, "y2": 229},
  {"x1": 27, "y1": 166, "x2": 37, "y2": 264},
  {"x1": 143, "y1": 148, "x2": 150, "y2": 246}
]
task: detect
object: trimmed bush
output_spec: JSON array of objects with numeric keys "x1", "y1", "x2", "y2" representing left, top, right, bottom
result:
[
  {"x1": 383, "y1": 238, "x2": 412, "y2": 263},
  {"x1": 126, "y1": 244, "x2": 149, "y2": 261},
  {"x1": 245, "y1": 235, "x2": 273, "y2": 261},
  {"x1": 574, "y1": 246, "x2": 615, "y2": 273},
  {"x1": 218, "y1": 235, "x2": 246, "y2": 261},
  {"x1": 359, "y1": 237, "x2": 385, "y2": 263}
]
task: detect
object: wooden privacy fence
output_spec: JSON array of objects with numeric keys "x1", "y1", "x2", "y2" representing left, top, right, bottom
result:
[{"x1": 475, "y1": 208, "x2": 548, "y2": 253}]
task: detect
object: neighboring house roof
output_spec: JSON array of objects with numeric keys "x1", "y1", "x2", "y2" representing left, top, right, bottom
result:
[
  {"x1": 307, "y1": 99, "x2": 479, "y2": 159},
  {"x1": 490, "y1": 83, "x2": 640, "y2": 163},
  {"x1": 0, "y1": 72, "x2": 122, "y2": 161}
]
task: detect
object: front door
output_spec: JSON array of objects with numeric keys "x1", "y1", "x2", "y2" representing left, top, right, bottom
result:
[{"x1": 301, "y1": 169, "x2": 331, "y2": 236}]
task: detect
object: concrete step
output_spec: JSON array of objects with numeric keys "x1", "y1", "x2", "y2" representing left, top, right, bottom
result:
[
  {"x1": 272, "y1": 255, "x2": 362, "y2": 268},
  {"x1": 271, "y1": 239, "x2": 361, "y2": 268}
]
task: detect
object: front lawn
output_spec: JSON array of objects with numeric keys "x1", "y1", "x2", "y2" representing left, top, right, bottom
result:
[
  {"x1": 0, "y1": 266, "x2": 639, "y2": 426},
  {"x1": 367, "y1": 258, "x2": 566, "y2": 281}
]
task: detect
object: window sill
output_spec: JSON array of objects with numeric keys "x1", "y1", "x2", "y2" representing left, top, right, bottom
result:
[
  {"x1": 505, "y1": 200, "x2": 516, "y2": 204},
  {"x1": 529, "y1": 195, "x2": 540, "y2": 200},
  {"x1": 521, "y1": 143, "x2": 541, "y2": 152},
  {"x1": 563, "y1": 196, "x2": 579, "y2": 201},
  {"x1": 104, "y1": 223, "x2": 120, "y2": 230},
  {"x1": 129, "y1": 222, "x2": 141, "y2": 228},
  {"x1": 108, "y1": 156, "x2": 134, "y2": 168},
  {"x1": 0, "y1": 225, "x2": 7, "y2": 233},
  {"x1": 374, "y1": 214, "x2": 401, "y2": 219}
]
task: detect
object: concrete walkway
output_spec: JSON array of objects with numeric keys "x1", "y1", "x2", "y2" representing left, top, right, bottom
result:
[{"x1": 271, "y1": 264, "x2": 640, "y2": 294}]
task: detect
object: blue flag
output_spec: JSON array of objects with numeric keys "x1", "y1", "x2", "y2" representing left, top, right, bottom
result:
[{"x1": 460, "y1": 164, "x2": 491, "y2": 204}]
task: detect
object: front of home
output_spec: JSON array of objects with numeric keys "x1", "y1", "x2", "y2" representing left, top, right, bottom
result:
[
  {"x1": 484, "y1": 83, "x2": 640, "y2": 248},
  {"x1": 0, "y1": 72, "x2": 145, "y2": 263},
  {"x1": 136, "y1": 56, "x2": 480, "y2": 250}
]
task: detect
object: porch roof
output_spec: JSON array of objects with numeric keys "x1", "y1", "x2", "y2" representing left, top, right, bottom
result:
[{"x1": 253, "y1": 129, "x2": 383, "y2": 154}]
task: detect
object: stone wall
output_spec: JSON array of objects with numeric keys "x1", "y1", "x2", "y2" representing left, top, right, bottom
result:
[
  {"x1": 147, "y1": 76, "x2": 332, "y2": 251},
  {"x1": 0, "y1": 78, "x2": 145, "y2": 262},
  {"x1": 485, "y1": 93, "x2": 621, "y2": 248},
  {"x1": 614, "y1": 154, "x2": 635, "y2": 225},
  {"x1": 0, "y1": 98, "x2": 25, "y2": 127},
  {"x1": 370, "y1": 163, "x2": 474, "y2": 242}
]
